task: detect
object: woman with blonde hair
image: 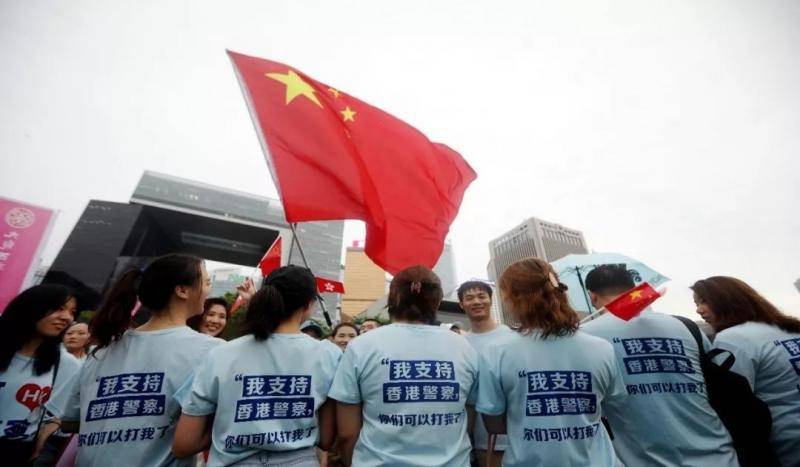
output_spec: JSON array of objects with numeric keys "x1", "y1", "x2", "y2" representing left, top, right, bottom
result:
[{"x1": 476, "y1": 258, "x2": 626, "y2": 466}]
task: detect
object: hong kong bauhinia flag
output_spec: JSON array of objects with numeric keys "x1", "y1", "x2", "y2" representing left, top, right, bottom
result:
[
  {"x1": 228, "y1": 51, "x2": 476, "y2": 275},
  {"x1": 316, "y1": 277, "x2": 345, "y2": 294}
]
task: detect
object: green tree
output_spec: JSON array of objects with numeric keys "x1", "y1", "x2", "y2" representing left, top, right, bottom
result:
[{"x1": 76, "y1": 310, "x2": 95, "y2": 324}]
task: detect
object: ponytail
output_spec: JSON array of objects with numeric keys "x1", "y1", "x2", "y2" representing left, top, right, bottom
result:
[
  {"x1": 90, "y1": 254, "x2": 204, "y2": 354},
  {"x1": 244, "y1": 285, "x2": 286, "y2": 340},
  {"x1": 387, "y1": 266, "x2": 443, "y2": 324},
  {"x1": 243, "y1": 266, "x2": 318, "y2": 341},
  {"x1": 90, "y1": 269, "x2": 141, "y2": 354}
]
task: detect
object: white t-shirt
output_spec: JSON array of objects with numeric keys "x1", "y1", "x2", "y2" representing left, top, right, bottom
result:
[
  {"x1": 328, "y1": 323, "x2": 478, "y2": 467},
  {"x1": 712, "y1": 321, "x2": 800, "y2": 466},
  {"x1": 476, "y1": 330, "x2": 626, "y2": 467},
  {"x1": 465, "y1": 324, "x2": 515, "y2": 451},
  {"x1": 180, "y1": 333, "x2": 341, "y2": 467},
  {"x1": 47, "y1": 326, "x2": 221, "y2": 467},
  {"x1": 582, "y1": 309, "x2": 738, "y2": 467},
  {"x1": 0, "y1": 350, "x2": 80, "y2": 442}
]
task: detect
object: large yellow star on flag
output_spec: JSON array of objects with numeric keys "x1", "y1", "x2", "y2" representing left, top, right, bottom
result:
[
  {"x1": 629, "y1": 290, "x2": 643, "y2": 300},
  {"x1": 341, "y1": 106, "x2": 356, "y2": 122},
  {"x1": 266, "y1": 70, "x2": 323, "y2": 108}
]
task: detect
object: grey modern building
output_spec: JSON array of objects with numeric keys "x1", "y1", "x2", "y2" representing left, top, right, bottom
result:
[
  {"x1": 433, "y1": 241, "x2": 457, "y2": 297},
  {"x1": 209, "y1": 267, "x2": 255, "y2": 298},
  {"x1": 795, "y1": 278, "x2": 800, "y2": 294},
  {"x1": 46, "y1": 171, "x2": 344, "y2": 321},
  {"x1": 488, "y1": 217, "x2": 588, "y2": 324}
]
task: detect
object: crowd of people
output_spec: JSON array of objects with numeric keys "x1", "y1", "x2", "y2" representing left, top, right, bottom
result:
[{"x1": 0, "y1": 252, "x2": 798, "y2": 467}]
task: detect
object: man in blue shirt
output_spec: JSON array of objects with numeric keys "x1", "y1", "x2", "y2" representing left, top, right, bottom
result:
[
  {"x1": 581, "y1": 265, "x2": 738, "y2": 467},
  {"x1": 459, "y1": 280, "x2": 515, "y2": 466}
]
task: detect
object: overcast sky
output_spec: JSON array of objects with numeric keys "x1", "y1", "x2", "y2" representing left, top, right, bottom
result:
[{"x1": 2, "y1": 0, "x2": 798, "y2": 318}]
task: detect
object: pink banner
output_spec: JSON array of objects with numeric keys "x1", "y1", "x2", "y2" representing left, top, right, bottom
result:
[{"x1": 0, "y1": 198, "x2": 55, "y2": 314}]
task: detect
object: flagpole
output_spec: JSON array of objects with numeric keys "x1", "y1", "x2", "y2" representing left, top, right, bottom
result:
[
  {"x1": 289, "y1": 223, "x2": 333, "y2": 327},
  {"x1": 575, "y1": 266, "x2": 594, "y2": 313},
  {"x1": 580, "y1": 308, "x2": 606, "y2": 325}
]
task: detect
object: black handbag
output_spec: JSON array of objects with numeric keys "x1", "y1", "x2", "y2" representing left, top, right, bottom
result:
[{"x1": 674, "y1": 316, "x2": 779, "y2": 467}]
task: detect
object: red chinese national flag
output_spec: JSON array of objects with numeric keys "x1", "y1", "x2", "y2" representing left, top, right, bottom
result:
[
  {"x1": 258, "y1": 237, "x2": 282, "y2": 277},
  {"x1": 228, "y1": 51, "x2": 476, "y2": 275},
  {"x1": 605, "y1": 282, "x2": 662, "y2": 321},
  {"x1": 316, "y1": 277, "x2": 345, "y2": 294}
]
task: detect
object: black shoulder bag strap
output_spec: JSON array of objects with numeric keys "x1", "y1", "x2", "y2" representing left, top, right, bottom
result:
[
  {"x1": 34, "y1": 351, "x2": 62, "y2": 440},
  {"x1": 673, "y1": 315, "x2": 706, "y2": 356},
  {"x1": 673, "y1": 315, "x2": 736, "y2": 369}
]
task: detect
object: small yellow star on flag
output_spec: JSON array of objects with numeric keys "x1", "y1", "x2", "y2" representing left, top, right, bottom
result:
[
  {"x1": 328, "y1": 88, "x2": 341, "y2": 98},
  {"x1": 341, "y1": 106, "x2": 356, "y2": 122},
  {"x1": 266, "y1": 70, "x2": 323, "y2": 108},
  {"x1": 629, "y1": 290, "x2": 644, "y2": 300}
]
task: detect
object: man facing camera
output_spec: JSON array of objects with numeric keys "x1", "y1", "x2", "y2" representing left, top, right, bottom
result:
[{"x1": 458, "y1": 280, "x2": 515, "y2": 466}]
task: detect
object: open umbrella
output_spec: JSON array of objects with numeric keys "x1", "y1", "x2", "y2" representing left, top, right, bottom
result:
[{"x1": 550, "y1": 253, "x2": 669, "y2": 313}]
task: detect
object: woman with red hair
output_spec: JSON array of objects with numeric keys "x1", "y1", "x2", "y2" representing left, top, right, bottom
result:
[{"x1": 476, "y1": 257, "x2": 626, "y2": 466}]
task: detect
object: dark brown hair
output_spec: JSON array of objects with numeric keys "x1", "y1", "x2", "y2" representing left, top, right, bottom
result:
[
  {"x1": 244, "y1": 266, "x2": 318, "y2": 341},
  {"x1": 0, "y1": 284, "x2": 74, "y2": 375},
  {"x1": 91, "y1": 254, "x2": 204, "y2": 353},
  {"x1": 387, "y1": 265, "x2": 443, "y2": 324},
  {"x1": 690, "y1": 276, "x2": 800, "y2": 333},
  {"x1": 499, "y1": 258, "x2": 578, "y2": 338}
]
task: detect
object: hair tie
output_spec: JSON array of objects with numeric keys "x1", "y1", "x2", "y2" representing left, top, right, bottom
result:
[
  {"x1": 548, "y1": 272, "x2": 559, "y2": 289},
  {"x1": 410, "y1": 281, "x2": 422, "y2": 294},
  {"x1": 558, "y1": 282, "x2": 569, "y2": 292}
]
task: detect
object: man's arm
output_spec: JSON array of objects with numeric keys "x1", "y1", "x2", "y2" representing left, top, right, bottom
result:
[
  {"x1": 172, "y1": 413, "x2": 212, "y2": 458},
  {"x1": 335, "y1": 401, "x2": 363, "y2": 466},
  {"x1": 482, "y1": 413, "x2": 507, "y2": 435},
  {"x1": 317, "y1": 399, "x2": 337, "y2": 451}
]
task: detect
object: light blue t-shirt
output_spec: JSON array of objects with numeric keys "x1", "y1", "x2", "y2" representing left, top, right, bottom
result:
[
  {"x1": 712, "y1": 321, "x2": 800, "y2": 466},
  {"x1": 0, "y1": 350, "x2": 80, "y2": 442},
  {"x1": 46, "y1": 326, "x2": 221, "y2": 467},
  {"x1": 180, "y1": 333, "x2": 341, "y2": 467},
  {"x1": 465, "y1": 324, "x2": 516, "y2": 451},
  {"x1": 328, "y1": 323, "x2": 478, "y2": 467},
  {"x1": 476, "y1": 330, "x2": 625, "y2": 467},
  {"x1": 582, "y1": 309, "x2": 738, "y2": 467}
]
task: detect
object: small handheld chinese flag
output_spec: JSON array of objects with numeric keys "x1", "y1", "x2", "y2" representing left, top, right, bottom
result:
[
  {"x1": 605, "y1": 282, "x2": 662, "y2": 321},
  {"x1": 227, "y1": 51, "x2": 476, "y2": 275},
  {"x1": 230, "y1": 295, "x2": 247, "y2": 315},
  {"x1": 316, "y1": 277, "x2": 345, "y2": 294},
  {"x1": 258, "y1": 237, "x2": 282, "y2": 277}
]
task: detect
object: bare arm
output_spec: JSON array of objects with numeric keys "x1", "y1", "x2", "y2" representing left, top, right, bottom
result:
[
  {"x1": 335, "y1": 402, "x2": 363, "y2": 466},
  {"x1": 466, "y1": 406, "x2": 476, "y2": 445},
  {"x1": 482, "y1": 413, "x2": 507, "y2": 435},
  {"x1": 32, "y1": 421, "x2": 61, "y2": 459},
  {"x1": 317, "y1": 399, "x2": 337, "y2": 451},
  {"x1": 172, "y1": 413, "x2": 212, "y2": 458}
]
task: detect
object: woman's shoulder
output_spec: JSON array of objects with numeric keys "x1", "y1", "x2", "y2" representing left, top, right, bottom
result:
[
  {"x1": 715, "y1": 321, "x2": 777, "y2": 344},
  {"x1": 177, "y1": 327, "x2": 226, "y2": 354},
  {"x1": 573, "y1": 329, "x2": 615, "y2": 348},
  {"x1": 58, "y1": 349, "x2": 82, "y2": 371},
  {"x1": 715, "y1": 321, "x2": 796, "y2": 354},
  {"x1": 316, "y1": 338, "x2": 344, "y2": 363}
]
